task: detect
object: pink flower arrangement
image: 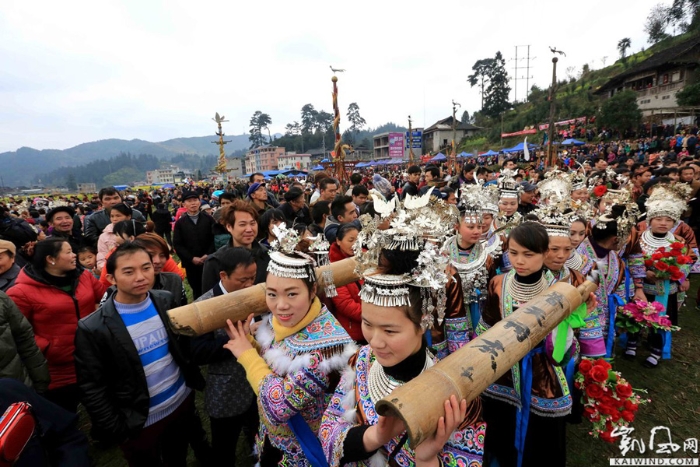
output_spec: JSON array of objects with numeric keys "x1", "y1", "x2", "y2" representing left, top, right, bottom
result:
[
  {"x1": 616, "y1": 300, "x2": 680, "y2": 334},
  {"x1": 575, "y1": 358, "x2": 650, "y2": 443}
]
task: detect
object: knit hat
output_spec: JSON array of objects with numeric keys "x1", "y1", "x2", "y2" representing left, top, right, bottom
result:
[{"x1": 372, "y1": 174, "x2": 393, "y2": 199}]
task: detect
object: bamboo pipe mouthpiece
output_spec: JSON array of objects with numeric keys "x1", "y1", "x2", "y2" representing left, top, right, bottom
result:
[
  {"x1": 167, "y1": 257, "x2": 360, "y2": 336},
  {"x1": 375, "y1": 280, "x2": 596, "y2": 447}
]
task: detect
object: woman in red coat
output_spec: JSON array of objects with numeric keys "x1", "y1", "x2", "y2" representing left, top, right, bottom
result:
[
  {"x1": 7, "y1": 237, "x2": 106, "y2": 412},
  {"x1": 328, "y1": 224, "x2": 365, "y2": 343}
]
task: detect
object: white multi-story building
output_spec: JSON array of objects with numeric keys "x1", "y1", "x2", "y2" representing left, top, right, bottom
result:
[
  {"x1": 146, "y1": 169, "x2": 175, "y2": 185},
  {"x1": 277, "y1": 152, "x2": 312, "y2": 170}
]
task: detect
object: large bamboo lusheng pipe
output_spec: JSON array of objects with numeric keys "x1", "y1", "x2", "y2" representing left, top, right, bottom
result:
[
  {"x1": 375, "y1": 280, "x2": 598, "y2": 448},
  {"x1": 167, "y1": 257, "x2": 360, "y2": 336}
]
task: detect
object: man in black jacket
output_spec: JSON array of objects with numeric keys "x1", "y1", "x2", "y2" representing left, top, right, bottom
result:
[
  {"x1": 172, "y1": 191, "x2": 215, "y2": 298},
  {"x1": 74, "y1": 242, "x2": 205, "y2": 464},
  {"x1": 150, "y1": 203, "x2": 173, "y2": 248},
  {"x1": 400, "y1": 165, "x2": 421, "y2": 200},
  {"x1": 279, "y1": 187, "x2": 312, "y2": 227},
  {"x1": 83, "y1": 187, "x2": 146, "y2": 245}
]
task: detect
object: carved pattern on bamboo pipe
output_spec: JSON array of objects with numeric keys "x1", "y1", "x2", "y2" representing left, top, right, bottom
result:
[
  {"x1": 504, "y1": 321, "x2": 531, "y2": 342},
  {"x1": 461, "y1": 366, "x2": 475, "y2": 382},
  {"x1": 473, "y1": 339, "x2": 505, "y2": 373}
]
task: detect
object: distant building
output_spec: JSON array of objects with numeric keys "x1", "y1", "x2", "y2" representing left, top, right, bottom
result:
[
  {"x1": 146, "y1": 169, "x2": 175, "y2": 185},
  {"x1": 225, "y1": 157, "x2": 244, "y2": 179},
  {"x1": 595, "y1": 35, "x2": 700, "y2": 118},
  {"x1": 373, "y1": 130, "x2": 423, "y2": 161},
  {"x1": 277, "y1": 152, "x2": 312, "y2": 170},
  {"x1": 423, "y1": 117, "x2": 481, "y2": 154},
  {"x1": 77, "y1": 182, "x2": 96, "y2": 193},
  {"x1": 244, "y1": 146, "x2": 285, "y2": 173}
]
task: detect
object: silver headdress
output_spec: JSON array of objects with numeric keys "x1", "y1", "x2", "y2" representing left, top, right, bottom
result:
[
  {"x1": 458, "y1": 184, "x2": 487, "y2": 224},
  {"x1": 571, "y1": 171, "x2": 588, "y2": 191},
  {"x1": 307, "y1": 233, "x2": 336, "y2": 297},
  {"x1": 537, "y1": 170, "x2": 572, "y2": 206},
  {"x1": 594, "y1": 202, "x2": 640, "y2": 247},
  {"x1": 645, "y1": 183, "x2": 691, "y2": 222},
  {"x1": 267, "y1": 224, "x2": 317, "y2": 282},
  {"x1": 354, "y1": 189, "x2": 455, "y2": 330},
  {"x1": 532, "y1": 203, "x2": 576, "y2": 237},
  {"x1": 497, "y1": 169, "x2": 521, "y2": 199}
]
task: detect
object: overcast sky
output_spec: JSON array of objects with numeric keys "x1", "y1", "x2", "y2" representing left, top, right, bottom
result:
[{"x1": 0, "y1": 0, "x2": 667, "y2": 152}]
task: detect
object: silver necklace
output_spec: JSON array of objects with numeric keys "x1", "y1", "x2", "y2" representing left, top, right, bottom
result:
[
  {"x1": 506, "y1": 272, "x2": 549, "y2": 304},
  {"x1": 640, "y1": 230, "x2": 674, "y2": 255},
  {"x1": 565, "y1": 251, "x2": 584, "y2": 271},
  {"x1": 367, "y1": 351, "x2": 434, "y2": 404}
]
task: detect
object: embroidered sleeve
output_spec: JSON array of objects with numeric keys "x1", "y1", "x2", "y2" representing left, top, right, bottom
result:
[
  {"x1": 578, "y1": 309, "x2": 607, "y2": 358},
  {"x1": 257, "y1": 350, "x2": 331, "y2": 426},
  {"x1": 477, "y1": 276, "x2": 502, "y2": 336},
  {"x1": 319, "y1": 368, "x2": 357, "y2": 467},
  {"x1": 445, "y1": 317, "x2": 470, "y2": 355},
  {"x1": 627, "y1": 253, "x2": 646, "y2": 280}
]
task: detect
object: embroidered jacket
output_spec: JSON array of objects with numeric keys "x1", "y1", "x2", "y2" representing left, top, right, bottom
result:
[
  {"x1": 237, "y1": 301, "x2": 356, "y2": 466},
  {"x1": 627, "y1": 231, "x2": 694, "y2": 296},
  {"x1": 637, "y1": 219, "x2": 700, "y2": 274},
  {"x1": 425, "y1": 273, "x2": 473, "y2": 360},
  {"x1": 577, "y1": 237, "x2": 624, "y2": 353},
  {"x1": 475, "y1": 270, "x2": 579, "y2": 417},
  {"x1": 445, "y1": 235, "x2": 497, "y2": 337},
  {"x1": 319, "y1": 345, "x2": 485, "y2": 467}
]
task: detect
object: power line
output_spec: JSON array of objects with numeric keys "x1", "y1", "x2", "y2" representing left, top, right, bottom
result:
[{"x1": 509, "y1": 45, "x2": 536, "y2": 103}]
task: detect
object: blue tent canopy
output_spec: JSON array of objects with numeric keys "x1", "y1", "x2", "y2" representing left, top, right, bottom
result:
[
  {"x1": 390, "y1": 158, "x2": 405, "y2": 164},
  {"x1": 355, "y1": 162, "x2": 367, "y2": 168},
  {"x1": 312, "y1": 165, "x2": 325, "y2": 170},
  {"x1": 457, "y1": 152, "x2": 473, "y2": 158},
  {"x1": 212, "y1": 190, "x2": 224, "y2": 197},
  {"x1": 114, "y1": 185, "x2": 129, "y2": 191},
  {"x1": 162, "y1": 184, "x2": 175, "y2": 189},
  {"x1": 561, "y1": 138, "x2": 585, "y2": 146},
  {"x1": 367, "y1": 160, "x2": 378, "y2": 166},
  {"x1": 503, "y1": 142, "x2": 537, "y2": 153},
  {"x1": 377, "y1": 159, "x2": 390, "y2": 165},
  {"x1": 320, "y1": 158, "x2": 330, "y2": 163},
  {"x1": 480, "y1": 150, "x2": 499, "y2": 156},
  {"x1": 431, "y1": 153, "x2": 447, "y2": 161}
]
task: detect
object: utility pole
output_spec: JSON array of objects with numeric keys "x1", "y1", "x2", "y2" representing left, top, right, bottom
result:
[
  {"x1": 511, "y1": 45, "x2": 535, "y2": 103},
  {"x1": 408, "y1": 115, "x2": 415, "y2": 165},
  {"x1": 451, "y1": 100, "x2": 460, "y2": 175},
  {"x1": 546, "y1": 56, "x2": 559, "y2": 168}
]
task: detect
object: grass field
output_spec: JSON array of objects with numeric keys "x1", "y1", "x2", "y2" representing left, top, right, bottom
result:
[{"x1": 82, "y1": 277, "x2": 700, "y2": 466}]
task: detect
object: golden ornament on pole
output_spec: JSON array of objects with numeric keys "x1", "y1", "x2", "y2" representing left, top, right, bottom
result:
[{"x1": 212, "y1": 112, "x2": 232, "y2": 176}]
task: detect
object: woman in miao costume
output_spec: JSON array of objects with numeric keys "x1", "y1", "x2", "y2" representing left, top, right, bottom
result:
[
  {"x1": 319, "y1": 190, "x2": 486, "y2": 467},
  {"x1": 626, "y1": 184, "x2": 696, "y2": 368},
  {"x1": 222, "y1": 224, "x2": 357, "y2": 465},
  {"x1": 493, "y1": 169, "x2": 523, "y2": 274},
  {"x1": 444, "y1": 184, "x2": 499, "y2": 338},
  {"x1": 576, "y1": 203, "x2": 639, "y2": 358},
  {"x1": 476, "y1": 222, "x2": 594, "y2": 467}
]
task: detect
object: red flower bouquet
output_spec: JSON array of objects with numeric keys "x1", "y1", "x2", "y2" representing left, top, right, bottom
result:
[
  {"x1": 616, "y1": 300, "x2": 680, "y2": 334},
  {"x1": 591, "y1": 185, "x2": 608, "y2": 200},
  {"x1": 574, "y1": 358, "x2": 649, "y2": 442},
  {"x1": 644, "y1": 243, "x2": 690, "y2": 282}
]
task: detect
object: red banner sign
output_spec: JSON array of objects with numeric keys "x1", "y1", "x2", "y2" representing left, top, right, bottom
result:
[{"x1": 501, "y1": 129, "x2": 537, "y2": 138}]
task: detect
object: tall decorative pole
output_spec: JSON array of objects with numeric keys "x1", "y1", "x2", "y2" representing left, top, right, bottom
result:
[
  {"x1": 408, "y1": 115, "x2": 415, "y2": 165},
  {"x1": 212, "y1": 112, "x2": 231, "y2": 178},
  {"x1": 546, "y1": 50, "x2": 564, "y2": 168},
  {"x1": 330, "y1": 66, "x2": 351, "y2": 185},
  {"x1": 451, "y1": 100, "x2": 461, "y2": 175}
]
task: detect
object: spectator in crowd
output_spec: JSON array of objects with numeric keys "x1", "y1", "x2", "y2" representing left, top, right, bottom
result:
[
  {"x1": 248, "y1": 173, "x2": 280, "y2": 208},
  {"x1": 441, "y1": 186, "x2": 458, "y2": 205},
  {"x1": 344, "y1": 173, "x2": 363, "y2": 196},
  {"x1": 191, "y1": 247, "x2": 259, "y2": 467},
  {"x1": 247, "y1": 182, "x2": 272, "y2": 215},
  {"x1": 46, "y1": 207, "x2": 82, "y2": 253},
  {"x1": 502, "y1": 159, "x2": 517, "y2": 171},
  {"x1": 96, "y1": 203, "x2": 132, "y2": 272},
  {"x1": 280, "y1": 187, "x2": 312, "y2": 227},
  {"x1": 308, "y1": 172, "x2": 331, "y2": 204},
  {"x1": 0, "y1": 240, "x2": 20, "y2": 292},
  {"x1": 458, "y1": 163, "x2": 477, "y2": 186},
  {"x1": 77, "y1": 245, "x2": 99, "y2": 278},
  {"x1": 517, "y1": 182, "x2": 537, "y2": 215},
  {"x1": 0, "y1": 378, "x2": 90, "y2": 467},
  {"x1": 327, "y1": 223, "x2": 364, "y2": 343},
  {"x1": 74, "y1": 242, "x2": 204, "y2": 465},
  {"x1": 351, "y1": 185, "x2": 369, "y2": 213},
  {"x1": 637, "y1": 177, "x2": 671, "y2": 215},
  {"x1": 173, "y1": 191, "x2": 216, "y2": 299},
  {"x1": 401, "y1": 165, "x2": 422, "y2": 199},
  {"x1": 7, "y1": 238, "x2": 106, "y2": 412},
  {"x1": 132, "y1": 233, "x2": 188, "y2": 307},
  {"x1": 419, "y1": 165, "x2": 445, "y2": 195},
  {"x1": 593, "y1": 158, "x2": 608, "y2": 171},
  {"x1": 150, "y1": 203, "x2": 173, "y2": 249},
  {"x1": 324, "y1": 195, "x2": 359, "y2": 243},
  {"x1": 201, "y1": 200, "x2": 269, "y2": 291},
  {"x1": 83, "y1": 187, "x2": 146, "y2": 245},
  {"x1": 257, "y1": 209, "x2": 286, "y2": 252},
  {"x1": 312, "y1": 177, "x2": 340, "y2": 205},
  {"x1": 0, "y1": 291, "x2": 50, "y2": 392},
  {"x1": 309, "y1": 200, "x2": 330, "y2": 236}
]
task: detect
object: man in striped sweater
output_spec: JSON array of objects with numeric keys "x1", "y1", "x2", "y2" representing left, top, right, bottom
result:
[{"x1": 75, "y1": 242, "x2": 204, "y2": 465}]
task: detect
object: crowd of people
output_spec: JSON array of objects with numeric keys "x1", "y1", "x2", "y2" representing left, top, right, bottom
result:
[{"x1": 0, "y1": 141, "x2": 699, "y2": 466}]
